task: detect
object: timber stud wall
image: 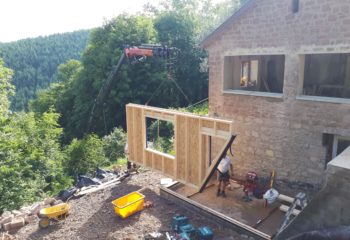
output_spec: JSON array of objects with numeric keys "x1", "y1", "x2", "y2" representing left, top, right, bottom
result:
[{"x1": 126, "y1": 104, "x2": 234, "y2": 188}]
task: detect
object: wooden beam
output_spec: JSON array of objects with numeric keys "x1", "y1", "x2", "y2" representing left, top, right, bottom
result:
[
  {"x1": 145, "y1": 112, "x2": 175, "y2": 122},
  {"x1": 185, "y1": 117, "x2": 189, "y2": 183},
  {"x1": 198, "y1": 119, "x2": 203, "y2": 185},
  {"x1": 199, "y1": 135, "x2": 236, "y2": 192},
  {"x1": 201, "y1": 127, "x2": 231, "y2": 139},
  {"x1": 127, "y1": 103, "x2": 232, "y2": 125},
  {"x1": 279, "y1": 205, "x2": 300, "y2": 216}
]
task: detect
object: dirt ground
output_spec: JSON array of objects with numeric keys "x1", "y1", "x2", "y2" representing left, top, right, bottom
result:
[{"x1": 13, "y1": 169, "x2": 255, "y2": 240}]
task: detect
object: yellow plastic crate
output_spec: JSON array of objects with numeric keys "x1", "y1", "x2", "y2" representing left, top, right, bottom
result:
[{"x1": 112, "y1": 191, "x2": 145, "y2": 219}]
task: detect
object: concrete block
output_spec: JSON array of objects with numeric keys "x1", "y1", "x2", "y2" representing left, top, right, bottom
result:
[
  {"x1": 1, "y1": 211, "x2": 12, "y2": 218},
  {"x1": 24, "y1": 215, "x2": 37, "y2": 224},
  {"x1": 44, "y1": 197, "x2": 56, "y2": 205},
  {"x1": 3, "y1": 222, "x2": 12, "y2": 231},
  {"x1": 11, "y1": 210, "x2": 22, "y2": 216},
  {"x1": 29, "y1": 203, "x2": 42, "y2": 215},
  {"x1": 20, "y1": 206, "x2": 31, "y2": 215},
  {"x1": 0, "y1": 214, "x2": 14, "y2": 225},
  {"x1": 10, "y1": 217, "x2": 25, "y2": 229}
]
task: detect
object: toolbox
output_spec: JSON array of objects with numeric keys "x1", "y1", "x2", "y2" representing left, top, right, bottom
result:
[
  {"x1": 172, "y1": 215, "x2": 189, "y2": 231},
  {"x1": 179, "y1": 224, "x2": 196, "y2": 235},
  {"x1": 197, "y1": 226, "x2": 214, "y2": 240}
]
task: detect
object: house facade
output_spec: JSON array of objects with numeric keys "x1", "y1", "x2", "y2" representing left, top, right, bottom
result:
[{"x1": 202, "y1": 0, "x2": 350, "y2": 188}]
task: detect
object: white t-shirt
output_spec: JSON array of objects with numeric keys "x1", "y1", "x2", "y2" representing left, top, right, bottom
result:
[{"x1": 217, "y1": 156, "x2": 232, "y2": 173}]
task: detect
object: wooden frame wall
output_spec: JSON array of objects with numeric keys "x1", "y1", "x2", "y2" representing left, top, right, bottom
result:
[{"x1": 126, "y1": 104, "x2": 234, "y2": 188}]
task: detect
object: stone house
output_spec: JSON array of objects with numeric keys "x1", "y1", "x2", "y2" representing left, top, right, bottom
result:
[{"x1": 201, "y1": 0, "x2": 350, "y2": 188}]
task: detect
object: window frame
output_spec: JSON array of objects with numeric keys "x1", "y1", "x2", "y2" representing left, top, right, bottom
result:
[
  {"x1": 222, "y1": 54, "x2": 286, "y2": 98},
  {"x1": 298, "y1": 53, "x2": 350, "y2": 103}
]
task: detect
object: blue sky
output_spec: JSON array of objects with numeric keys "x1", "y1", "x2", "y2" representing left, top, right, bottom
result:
[{"x1": 0, "y1": 0, "x2": 159, "y2": 42}]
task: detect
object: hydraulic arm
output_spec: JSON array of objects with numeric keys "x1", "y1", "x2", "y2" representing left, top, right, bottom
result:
[{"x1": 86, "y1": 45, "x2": 177, "y2": 133}]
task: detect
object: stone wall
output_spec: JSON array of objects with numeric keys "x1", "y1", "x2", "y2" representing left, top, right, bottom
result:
[{"x1": 205, "y1": 0, "x2": 350, "y2": 187}]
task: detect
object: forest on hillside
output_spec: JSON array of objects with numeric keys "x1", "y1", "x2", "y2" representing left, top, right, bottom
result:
[
  {"x1": 0, "y1": 0, "x2": 245, "y2": 213},
  {"x1": 0, "y1": 30, "x2": 90, "y2": 110}
]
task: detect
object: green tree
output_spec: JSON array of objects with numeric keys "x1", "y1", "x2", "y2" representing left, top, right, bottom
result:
[
  {"x1": 0, "y1": 59, "x2": 14, "y2": 119},
  {"x1": 0, "y1": 111, "x2": 72, "y2": 212},
  {"x1": 0, "y1": 30, "x2": 89, "y2": 110},
  {"x1": 103, "y1": 127, "x2": 127, "y2": 162},
  {"x1": 64, "y1": 135, "x2": 108, "y2": 178}
]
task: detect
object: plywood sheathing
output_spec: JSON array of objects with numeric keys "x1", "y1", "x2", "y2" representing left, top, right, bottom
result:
[{"x1": 126, "y1": 103, "x2": 234, "y2": 189}]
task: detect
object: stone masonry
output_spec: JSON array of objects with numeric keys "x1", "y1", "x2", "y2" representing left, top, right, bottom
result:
[{"x1": 203, "y1": 0, "x2": 350, "y2": 188}]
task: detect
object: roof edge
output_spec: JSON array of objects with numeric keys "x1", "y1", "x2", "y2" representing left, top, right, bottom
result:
[{"x1": 200, "y1": 0, "x2": 257, "y2": 48}]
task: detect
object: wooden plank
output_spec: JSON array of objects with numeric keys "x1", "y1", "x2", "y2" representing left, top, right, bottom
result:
[
  {"x1": 127, "y1": 103, "x2": 232, "y2": 125},
  {"x1": 199, "y1": 135, "x2": 236, "y2": 192},
  {"x1": 145, "y1": 150, "x2": 153, "y2": 167},
  {"x1": 145, "y1": 112, "x2": 175, "y2": 122},
  {"x1": 200, "y1": 135, "x2": 207, "y2": 181},
  {"x1": 176, "y1": 116, "x2": 186, "y2": 180},
  {"x1": 201, "y1": 127, "x2": 231, "y2": 139},
  {"x1": 185, "y1": 117, "x2": 189, "y2": 183},
  {"x1": 188, "y1": 117, "x2": 200, "y2": 185},
  {"x1": 153, "y1": 153, "x2": 163, "y2": 171},
  {"x1": 134, "y1": 107, "x2": 143, "y2": 163},
  {"x1": 279, "y1": 205, "x2": 300, "y2": 216},
  {"x1": 174, "y1": 116, "x2": 177, "y2": 179},
  {"x1": 198, "y1": 120, "x2": 203, "y2": 185},
  {"x1": 163, "y1": 156, "x2": 174, "y2": 176},
  {"x1": 278, "y1": 194, "x2": 294, "y2": 204},
  {"x1": 216, "y1": 122, "x2": 230, "y2": 132},
  {"x1": 141, "y1": 108, "x2": 146, "y2": 165},
  {"x1": 126, "y1": 106, "x2": 134, "y2": 161}
]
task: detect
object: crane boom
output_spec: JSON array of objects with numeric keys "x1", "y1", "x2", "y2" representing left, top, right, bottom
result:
[{"x1": 86, "y1": 45, "x2": 176, "y2": 133}]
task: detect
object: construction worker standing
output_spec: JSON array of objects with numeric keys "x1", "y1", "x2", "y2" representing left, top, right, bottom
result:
[{"x1": 216, "y1": 152, "x2": 233, "y2": 197}]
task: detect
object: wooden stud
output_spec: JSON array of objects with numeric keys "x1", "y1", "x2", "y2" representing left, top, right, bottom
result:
[
  {"x1": 198, "y1": 119, "x2": 203, "y2": 184},
  {"x1": 142, "y1": 108, "x2": 146, "y2": 165},
  {"x1": 185, "y1": 117, "x2": 189, "y2": 183}
]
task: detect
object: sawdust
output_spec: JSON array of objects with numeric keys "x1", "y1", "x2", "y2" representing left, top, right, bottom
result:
[{"x1": 14, "y1": 170, "x2": 253, "y2": 240}]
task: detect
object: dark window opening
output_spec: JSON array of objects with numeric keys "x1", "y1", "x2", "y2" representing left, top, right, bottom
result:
[
  {"x1": 292, "y1": 0, "x2": 299, "y2": 13},
  {"x1": 336, "y1": 138, "x2": 350, "y2": 156},
  {"x1": 224, "y1": 55, "x2": 285, "y2": 93},
  {"x1": 303, "y1": 53, "x2": 350, "y2": 99},
  {"x1": 146, "y1": 118, "x2": 175, "y2": 156}
]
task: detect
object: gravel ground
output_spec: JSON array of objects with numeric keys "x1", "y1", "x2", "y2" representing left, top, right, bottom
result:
[{"x1": 14, "y1": 169, "x2": 254, "y2": 240}]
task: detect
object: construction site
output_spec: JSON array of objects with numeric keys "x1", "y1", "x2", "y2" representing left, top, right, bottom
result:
[{"x1": 1, "y1": 0, "x2": 350, "y2": 239}]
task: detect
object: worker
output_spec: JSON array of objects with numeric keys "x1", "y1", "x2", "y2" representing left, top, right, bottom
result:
[{"x1": 216, "y1": 152, "x2": 233, "y2": 197}]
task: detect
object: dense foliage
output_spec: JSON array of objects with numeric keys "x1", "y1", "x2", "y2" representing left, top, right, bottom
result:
[
  {"x1": 1, "y1": 0, "x2": 243, "y2": 212},
  {"x1": 64, "y1": 135, "x2": 108, "y2": 178},
  {"x1": 103, "y1": 127, "x2": 127, "y2": 163},
  {"x1": 0, "y1": 30, "x2": 90, "y2": 110}
]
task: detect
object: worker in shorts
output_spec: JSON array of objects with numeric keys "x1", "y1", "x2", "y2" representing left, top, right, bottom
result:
[{"x1": 216, "y1": 152, "x2": 233, "y2": 197}]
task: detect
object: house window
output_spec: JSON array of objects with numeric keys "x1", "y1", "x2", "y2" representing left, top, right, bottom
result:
[
  {"x1": 303, "y1": 53, "x2": 350, "y2": 99},
  {"x1": 224, "y1": 55, "x2": 285, "y2": 93}
]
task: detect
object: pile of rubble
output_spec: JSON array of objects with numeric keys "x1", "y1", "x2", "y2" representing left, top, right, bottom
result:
[{"x1": 0, "y1": 197, "x2": 62, "y2": 232}]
